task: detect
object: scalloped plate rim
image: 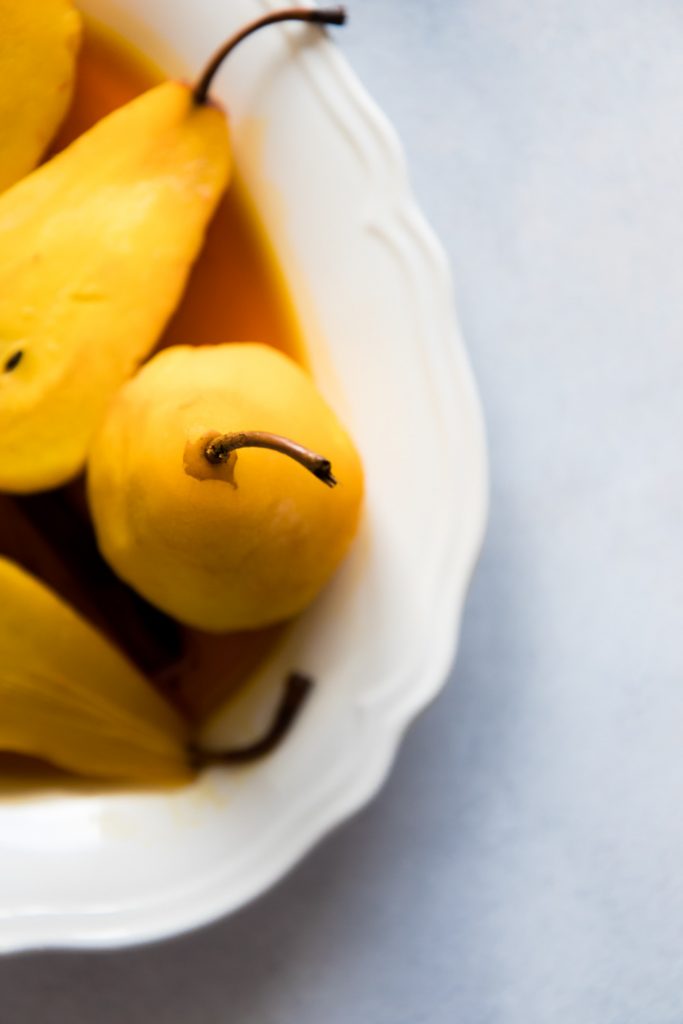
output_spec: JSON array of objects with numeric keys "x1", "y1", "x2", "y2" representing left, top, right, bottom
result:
[{"x1": 0, "y1": 7, "x2": 488, "y2": 953}]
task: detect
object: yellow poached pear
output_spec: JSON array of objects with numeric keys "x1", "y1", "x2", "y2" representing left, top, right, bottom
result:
[
  {"x1": 0, "y1": 555, "x2": 190, "y2": 783},
  {"x1": 0, "y1": 0, "x2": 81, "y2": 192},
  {"x1": 87, "y1": 343, "x2": 363, "y2": 632},
  {"x1": 0, "y1": 554, "x2": 313, "y2": 781}
]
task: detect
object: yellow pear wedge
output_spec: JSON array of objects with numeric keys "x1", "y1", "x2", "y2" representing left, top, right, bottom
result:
[
  {"x1": 0, "y1": 556, "x2": 191, "y2": 783},
  {"x1": 0, "y1": 5, "x2": 345, "y2": 495},
  {"x1": 0, "y1": 0, "x2": 82, "y2": 192}
]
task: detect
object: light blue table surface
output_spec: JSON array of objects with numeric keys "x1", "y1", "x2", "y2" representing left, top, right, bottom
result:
[{"x1": 5, "y1": 2, "x2": 683, "y2": 1020}]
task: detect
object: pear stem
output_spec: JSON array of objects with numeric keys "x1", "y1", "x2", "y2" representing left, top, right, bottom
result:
[
  {"x1": 192, "y1": 5, "x2": 347, "y2": 105},
  {"x1": 204, "y1": 430, "x2": 337, "y2": 487},
  {"x1": 189, "y1": 672, "x2": 313, "y2": 767}
]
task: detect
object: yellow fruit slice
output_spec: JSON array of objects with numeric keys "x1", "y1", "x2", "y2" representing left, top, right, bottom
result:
[
  {"x1": 0, "y1": 557, "x2": 190, "y2": 783},
  {"x1": 0, "y1": 0, "x2": 82, "y2": 191}
]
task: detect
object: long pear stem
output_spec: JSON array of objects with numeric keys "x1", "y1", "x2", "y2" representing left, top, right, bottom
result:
[
  {"x1": 190, "y1": 672, "x2": 313, "y2": 767},
  {"x1": 204, "y1": 430, "x2": 337, "y2": 487},
  {"x1": 193, "y1": 5, "x2": 347, "y2": 105}
]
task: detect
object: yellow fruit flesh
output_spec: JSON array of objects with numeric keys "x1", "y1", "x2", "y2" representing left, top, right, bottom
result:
[
  {"x1": 0, "y1": 81, "x2": 230, "y2": 493},
  {"x1": 0, "y1": 0, "x2": 81, "y2": 192},
  {"x1": 0, "y1": 557, "x2": 190, "y2": 783},
  {"x1": 88, "y1": 343, "x2": 364, "y2": 632}
]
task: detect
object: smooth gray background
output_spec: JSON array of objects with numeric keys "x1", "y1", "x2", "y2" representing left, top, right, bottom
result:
[{"x1": 5, "y1": 1, "x2": 683, "y2": 1020}]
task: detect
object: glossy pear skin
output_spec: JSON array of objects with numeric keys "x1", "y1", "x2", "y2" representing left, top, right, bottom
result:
[
  {"x1": 0, "y1": 556, "x2": 190, "y2": 783},
  {"x1": 0, "y1": 81, "x2": 230, "y2": 493},
  {"x1": 88, "y1": 343, "x2": 364, "y2": 632},
  {"x1": 0, "y1": 0, "x2": 81, "y2": 192}
]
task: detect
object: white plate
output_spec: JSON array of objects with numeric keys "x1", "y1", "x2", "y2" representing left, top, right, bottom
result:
[{"x1": 0, "y1": 0, "x2": 488, "y2": 951}]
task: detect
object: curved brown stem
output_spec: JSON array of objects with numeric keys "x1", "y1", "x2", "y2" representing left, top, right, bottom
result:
[
  {"x1": 189, "y1": 672, "x2": 313, "y2": 767},
  {"x1": 193, "y1": 6, "x2": 347, "y2": 105},
  {"x1": 204, "y1": 430, "x2": 337, "y2": 487}
]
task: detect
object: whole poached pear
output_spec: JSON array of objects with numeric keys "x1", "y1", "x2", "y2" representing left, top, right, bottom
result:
[{"x1": 87, "y1": 343, "x2": 363, "y2": 632}]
